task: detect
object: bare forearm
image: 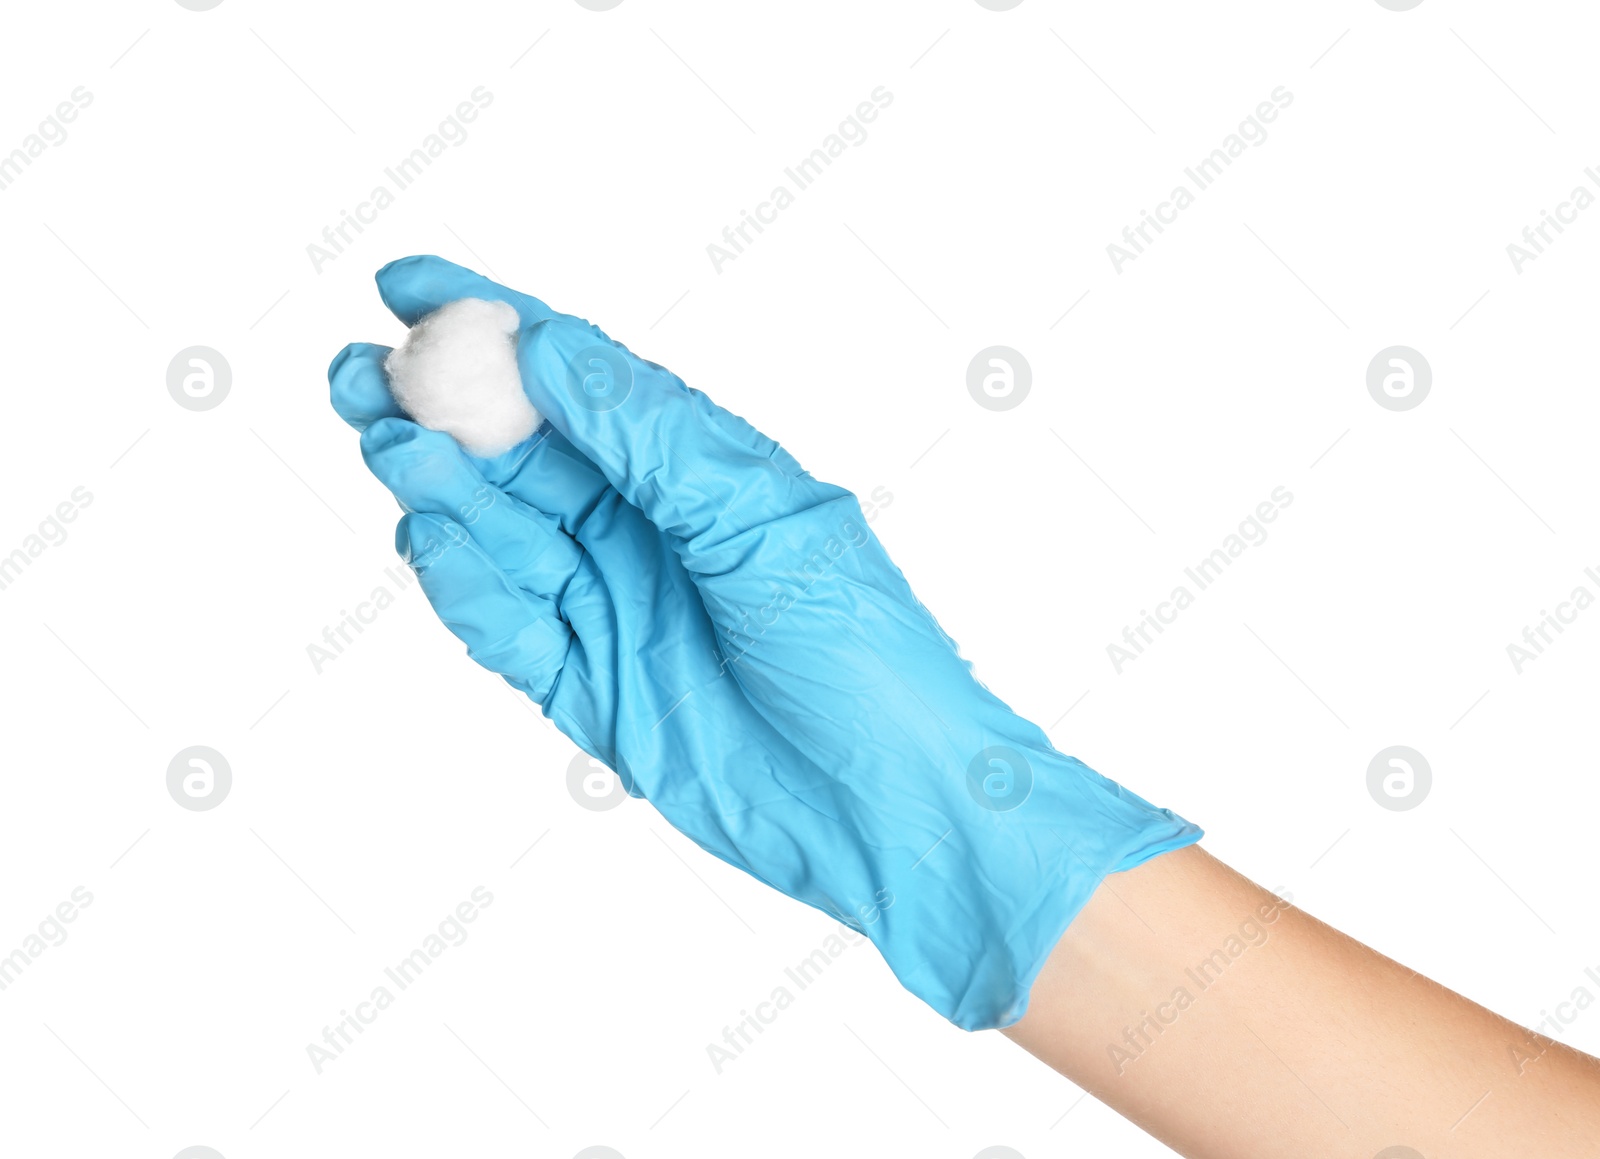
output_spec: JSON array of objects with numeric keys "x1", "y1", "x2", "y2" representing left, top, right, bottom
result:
[{"x1": 1004, "y1": 845, "x2": 1600, "y2": 1158}]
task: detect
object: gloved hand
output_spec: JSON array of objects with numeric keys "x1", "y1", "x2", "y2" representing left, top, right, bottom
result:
[{"x1": 329, "y1": 255, "x2": 1202, "y2": 1030}]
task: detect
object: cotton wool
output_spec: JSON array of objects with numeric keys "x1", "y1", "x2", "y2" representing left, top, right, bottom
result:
[{"x1": 383, "y1": 298, "x2": 542, "y2": 457}]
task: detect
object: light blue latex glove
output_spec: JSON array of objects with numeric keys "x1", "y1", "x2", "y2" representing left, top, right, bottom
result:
[{"x1": 329, "y1": 255, "x2": 1202, "y2": 1030}]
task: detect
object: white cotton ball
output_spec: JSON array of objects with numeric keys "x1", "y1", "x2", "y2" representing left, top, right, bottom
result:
[{"x1": 384, "y1": 298, "x2": 542, "y2": 457}]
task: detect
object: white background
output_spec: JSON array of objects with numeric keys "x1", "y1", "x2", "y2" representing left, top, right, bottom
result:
[{"x1": 2, "y1": 1, "x2": 1597, "y2": 1156}]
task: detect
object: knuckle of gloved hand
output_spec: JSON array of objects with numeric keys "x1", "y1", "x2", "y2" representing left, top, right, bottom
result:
[{"x1": 467, "y1": 617, "x2": 565, "y2": 677}]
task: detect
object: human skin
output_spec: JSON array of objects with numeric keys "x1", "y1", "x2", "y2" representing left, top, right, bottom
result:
[
  {"x1": 1003, "y1": 844, "x2": 1600, "y2": 1157},
  {"x1": 334, "y1": 258, "x2": 1600, "y2": 1151}
]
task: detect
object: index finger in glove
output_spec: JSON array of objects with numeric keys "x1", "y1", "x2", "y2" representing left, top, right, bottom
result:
[{"x1": 516, "y1": 318, "x2": 834, "y2": 566}]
